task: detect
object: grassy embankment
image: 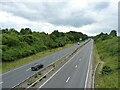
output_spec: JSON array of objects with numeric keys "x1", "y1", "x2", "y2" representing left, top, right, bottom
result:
[
  {"x1": 2, "y1": 43, "x2": 76, "y2": 73},
  {"x1": 94, "y1": 37, "x2": 119, "y2": 88}
]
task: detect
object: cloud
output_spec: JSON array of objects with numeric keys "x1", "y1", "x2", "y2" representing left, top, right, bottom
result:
[
  {"x1": 0, "y1": 0, "x2": 118, "y2": 36},
  {"x1": 93, "y1": 2, "x2": 110, "y2": 11},
  {"x1": 0, "y1": 1, "x2": 96, "y2": 27}
]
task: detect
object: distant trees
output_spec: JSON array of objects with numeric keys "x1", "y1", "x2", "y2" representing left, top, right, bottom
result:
[
  {"x1": 94, "y1": 30, "x2": 117, "y2": 42},
  {"x1": 1, "y1": 28, "x2": 88, "y2": 62},
  {"x1": 20, "y1": 28, "x2": 32, "y2": 35},
  {"x1": 109, "y1": 30, "x2": 117, "y2": 37}
]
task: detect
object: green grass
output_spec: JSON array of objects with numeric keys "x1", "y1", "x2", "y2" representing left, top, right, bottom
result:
[
  {"x1": 2, "y1": 43, "x2": 76, "y2": 73},
  {"x1": 95, "y1": 37, "x2": 119, "y2": 88},
  {"x1": 93, "y1": 44, "x2": 100, "y2": 69},
  {"x1": 54, "y1": 58, "x2": 63, "y2": 66}
]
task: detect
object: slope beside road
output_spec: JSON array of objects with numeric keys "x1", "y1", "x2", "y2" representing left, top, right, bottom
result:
[
  {"x1": 2, "y1": 40, "x2": 89, "y2": 88},
  {"x1": 37, "y1": 39, "x2": 93, "y2": 88}
]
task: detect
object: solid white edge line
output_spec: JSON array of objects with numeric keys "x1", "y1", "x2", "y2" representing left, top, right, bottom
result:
[
  {"x1": 66, "y1": 77, "x2": 70, "y2": 82},
  {"x1": 84, "y1": 40, "x2": 93, "y2": 89},
  {"x1": 26, "y1": 68, "x2": 31, "y2": 71},
  {"x1": 38, "y1": 47, "x2": 82, "y2": 89}
]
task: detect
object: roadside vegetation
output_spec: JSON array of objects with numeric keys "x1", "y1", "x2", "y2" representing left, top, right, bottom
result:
[
  {"x1": 94, "y1": 30, "x2": 119, "y2": 88},
  {"x1": 1, "y1": 28, "x2": 88, "y2": 72}
]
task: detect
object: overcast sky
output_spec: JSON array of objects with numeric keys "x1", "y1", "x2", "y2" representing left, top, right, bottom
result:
[{"x1": 0, "y1": 0, "x2": 118, "y2": 36}]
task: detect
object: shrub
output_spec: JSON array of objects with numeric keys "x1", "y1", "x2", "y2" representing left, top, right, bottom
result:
[
  {"x1": 27, "y1": 80, "x2": 35, "y2": 85},
  {"x1": 101, "y1": 66, "x2": 113, "y2": 75},
  {"x1": 38, "y1": 72, "x2": 41, "y2": 75},
  {"x1": 34, "y1": 74, "x2": 38, "y2": 78}
]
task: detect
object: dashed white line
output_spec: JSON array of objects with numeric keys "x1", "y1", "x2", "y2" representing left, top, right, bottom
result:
[
  {"x1": 66, "y1": 77, "x2": 70, "y2": 82},
  {"x1": 26, "y1": 68, "x2": 31, "y2": 71},
  {"x1": 75, "y1": 65, "x2": 77, "y2": 68},
  {"x1": 0, "y1": 82, "x2": 3, "y2": 84}
]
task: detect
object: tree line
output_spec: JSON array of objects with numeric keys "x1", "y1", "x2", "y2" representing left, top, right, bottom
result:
[
  {"x1": 1, "y1": 28, "x2": 88, "y2": 62},
  {"x1": 93, "y1": 30, "x2": 117, "y2": 42},
  {"x1": 94, "y1": 30, "x2": 119, "y2": 74}
]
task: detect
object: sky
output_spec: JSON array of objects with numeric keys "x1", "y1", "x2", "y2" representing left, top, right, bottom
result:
[{"x1": 0, "y1": 0, "x2": 119, "y2": 36}]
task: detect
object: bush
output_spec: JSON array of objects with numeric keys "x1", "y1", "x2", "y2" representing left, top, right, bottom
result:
[
  {"x1": 101, "y1": 66, "x2": 113, "y2": 75},
  {"x1": 27, "y1": 80, "x2": 35, "y2": 85},
  {"x1": 34, "y1": 74, "x2": 38, "y2": 78},
  {"x1": 38, "y1": 72, "x2": 41, "y2": 75}
]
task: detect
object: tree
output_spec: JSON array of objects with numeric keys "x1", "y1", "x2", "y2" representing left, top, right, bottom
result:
[
  {"x1": 109, "y1": 30, "x2": 117, "y2": 37},
  {"x1": 20, "y1": 28, "x2": 32, "y2": 35},
  {"x1": 1, "y1": 28, "x2": 9, "y2": 34},
  {"x1": 51, "y1": 30, "x2": 60, "y2": 37},
  {"x1": 2, "y1": 28, "x2": 88, "y2": 62},
  {"x1": 9, "y1": 28, "x2": 19, "y2": 34}
]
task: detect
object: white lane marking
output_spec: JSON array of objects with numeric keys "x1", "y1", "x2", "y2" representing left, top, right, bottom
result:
[
  {"x1": 0, "y1": 82, "x2": 3, "y2": 84},
  {"x1": 84, "y1": 40, "x2": 93, "y2": 88},
  {"x1": 38, "y1": 47, "x2": 81, "y2": 89},
  {"x1": 26, "y1": 68, "x2": 31, "y2": 71},
  {"x1": 75, "y1": 65, "x2": 77, "y2": 68},
  {"x1": 66, "y1": 77, "x2": 70, "y2": 82}
]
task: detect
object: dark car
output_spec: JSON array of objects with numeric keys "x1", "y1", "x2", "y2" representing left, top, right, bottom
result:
[{"x1": 31, "y1": 63, "x2": 44, "y2": 71}]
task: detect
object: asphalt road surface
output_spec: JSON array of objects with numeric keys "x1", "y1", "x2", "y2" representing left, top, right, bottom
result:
[
  {"x1": 38, "y1": 39, "x2": 93, "y2": 88},
  {"x1": 2, "y1": 40, "x2": 89, "y2": 88}
]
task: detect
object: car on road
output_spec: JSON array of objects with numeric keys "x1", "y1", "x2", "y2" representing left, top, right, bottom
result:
[
  {"x1": 31, "y1": 63, "x2": 44, "y2": 71},
  {"x1": 77, "y1": 42, "x2": 80, "y2": 45}
]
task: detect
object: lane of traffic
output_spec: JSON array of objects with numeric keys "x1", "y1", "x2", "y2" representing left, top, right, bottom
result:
[
  {"x1": 39, "y1": 40, "x2": 93, "y2": 88},
  {"x1": 2, "y1": 40, "x2": 89, "y2": 88},
  {"x1": 66, "y1": 41, "x2": 93, "y2": 88}
]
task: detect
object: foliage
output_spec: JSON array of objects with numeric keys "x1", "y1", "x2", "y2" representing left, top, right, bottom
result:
[
  {"x1": 94, "y1": 30, "x2": 119, "y2": 88},
  {"x1": 1, "y1": 28, "x2": 88, "y2": 62},
  {"x1": 101, "y1": 65, "x2": 113, "y2": 75},
  {"x1": 109, "y1": 30, "x2": 117, "y2": 37}
]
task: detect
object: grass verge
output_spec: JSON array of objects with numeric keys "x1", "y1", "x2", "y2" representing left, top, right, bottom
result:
[
  {"x1": 2, "y1": 43, "x2": 76, "y2": 73},
  {"x1": 94, "y1": 37, "x2": 119, "y2": 88},
  {"x1": 93, "y1": 44, "x2": 100, "y2": 70}
]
